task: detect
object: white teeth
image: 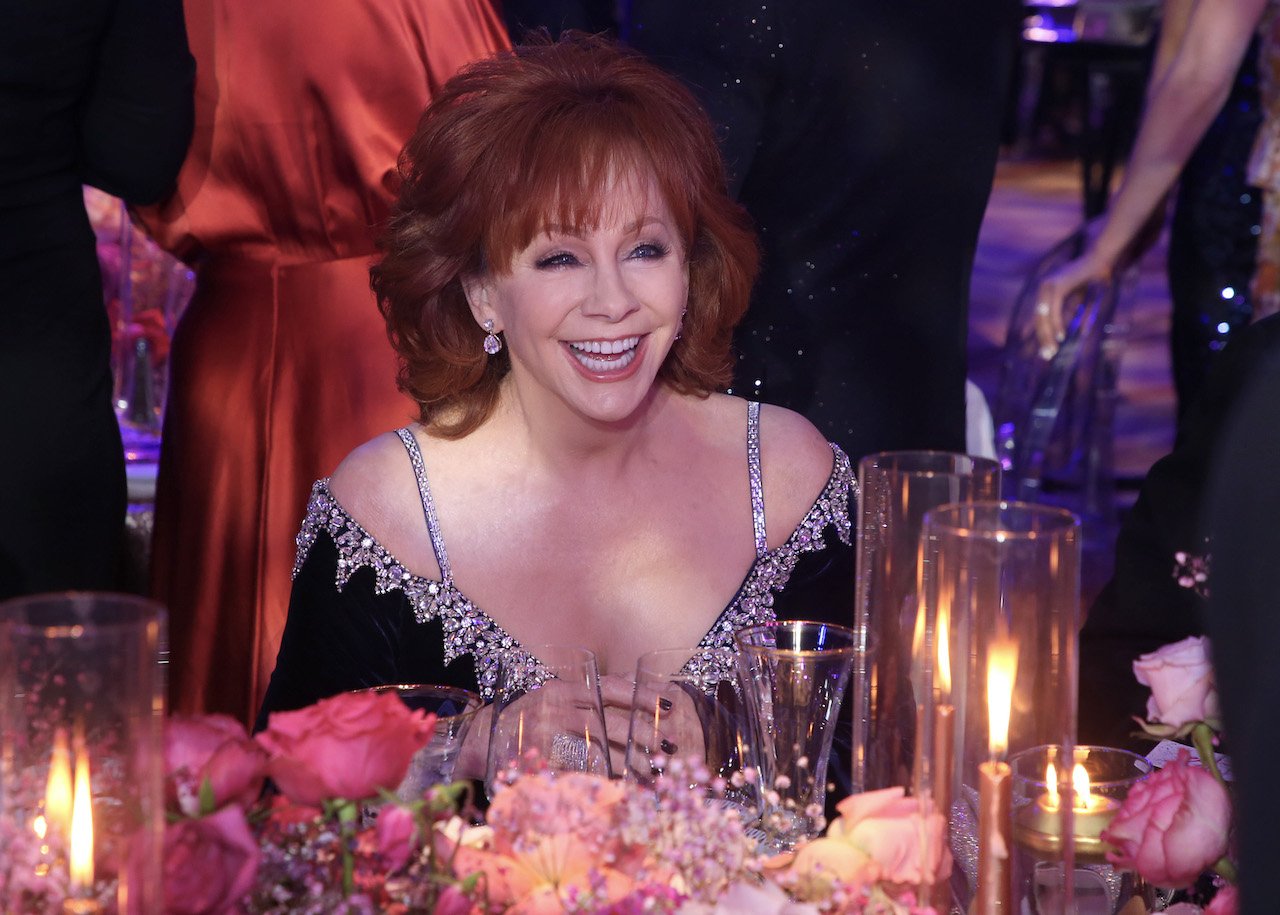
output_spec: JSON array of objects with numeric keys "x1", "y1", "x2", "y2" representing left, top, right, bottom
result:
[
  {"x1": 573, "y1": 348, "x2": 638, "y2": 373},
  {"x1": 568, "y1": 336, "x2": 640, "y2": 355}
]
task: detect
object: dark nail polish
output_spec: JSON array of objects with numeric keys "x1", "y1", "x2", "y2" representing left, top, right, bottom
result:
[
  {"x1": 658, "y1": 697, "x2": 673, "y2": 712},
  {"x1": 660, "y1": 738, "x2": 678, "y2": 755}
]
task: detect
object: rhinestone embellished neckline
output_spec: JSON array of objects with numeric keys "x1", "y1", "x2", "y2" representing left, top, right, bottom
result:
[{"x1": 293, "y1": 446, "x2": 855, "y2": 700}]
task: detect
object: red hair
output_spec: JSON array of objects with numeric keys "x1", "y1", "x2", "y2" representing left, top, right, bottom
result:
[{"x1": 372, "y1": 33, "x2": 759, "y2": 437}]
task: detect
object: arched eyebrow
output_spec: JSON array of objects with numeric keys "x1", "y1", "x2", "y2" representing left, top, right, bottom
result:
[{"x1": 540, "y1": 216, "x2": 668, "y2": 237}]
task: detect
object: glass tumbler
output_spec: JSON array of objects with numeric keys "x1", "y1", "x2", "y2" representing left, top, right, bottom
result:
[
  {"x1": 623, "y1": 647, "x2": 760, "y2": 823},
  {"x1": 485, "y1": 645, "x2": 610, "y2": 796}
]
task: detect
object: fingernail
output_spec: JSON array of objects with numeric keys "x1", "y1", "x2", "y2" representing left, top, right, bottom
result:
[
  {"x1": 658, "y1": 697, "x2": 673, "y2": 712},
  {"x1": 1055, "y1": 332, "x2": 1066, "y2": 343},
  {"x1": 1039, "y1": 345, "x2": 1056, "y2": 361},
  {"x1": 660, "y1": 739, "x2": 678, "y2": 755}
]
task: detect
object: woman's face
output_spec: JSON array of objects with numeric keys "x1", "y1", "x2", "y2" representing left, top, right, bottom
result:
[{"x1": 467, "y1": 171, "x2": 689, "y2": 428}]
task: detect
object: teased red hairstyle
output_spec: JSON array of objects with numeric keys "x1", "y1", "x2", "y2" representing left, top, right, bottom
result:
[{"x1": 372, "y1": 33, "x2": 759, "y2": 437}]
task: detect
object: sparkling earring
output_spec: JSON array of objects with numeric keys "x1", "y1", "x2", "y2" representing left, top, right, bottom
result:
[{"x1": 482, "y1": 319, "x2": 502, "y2": 355}]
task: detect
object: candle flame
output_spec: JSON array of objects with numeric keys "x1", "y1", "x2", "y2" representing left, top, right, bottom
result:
[
  {"x1": 44, "y1": 727, "x2": 73, "y2": 838},
  {"x1": 985, "y1": 639, "x2": 1018, "y2": 760},
  {"x1": 1073, "y1": 762, "x2": 1092, "y2": 809},
  {"x1": 936, "y1": 600, "x2": 952, "y2": 695},
  {"x1": 69, "y1": 746, "x2": 93, "y2": 889},
  {"x1": 1044, "y1": 761, "x2": 1059, "y2": 810}
]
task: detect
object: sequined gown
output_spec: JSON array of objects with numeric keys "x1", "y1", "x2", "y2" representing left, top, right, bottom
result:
[
  {"x1": 628, "y1": 0, "x2": 1020, "y2": 462},
  {"x1": 258, "y1": 403, "x2": 858, "y2": 792},
  {"x1": 134, "y1": 0, "x2": 508, "y2": 724}
]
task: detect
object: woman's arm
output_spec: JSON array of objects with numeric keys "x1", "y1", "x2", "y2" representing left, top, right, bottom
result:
[
  {"x1": 1035, "y1": 0, "x2": 1268, "y2": 349},
  {"x1": 79, "y1": 0, "x2": 195, "y2": 204}
]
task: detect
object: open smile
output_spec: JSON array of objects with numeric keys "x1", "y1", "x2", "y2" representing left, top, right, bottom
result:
[{"x1": 564, "y1": 335, "x2": 643, "y2": 374}]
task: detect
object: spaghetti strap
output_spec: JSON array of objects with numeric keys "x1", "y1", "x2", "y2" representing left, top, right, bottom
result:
[
  {"x1": 395, "y1": 427, "x2": 453, "y2": 586},
  {"x1": 747, "y1": 401, "x2": 768, "y2": 558}
]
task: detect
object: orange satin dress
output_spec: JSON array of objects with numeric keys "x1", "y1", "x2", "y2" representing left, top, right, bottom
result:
[{"x1": 135, "y1": 0, "x2": 509, "y2": 724}]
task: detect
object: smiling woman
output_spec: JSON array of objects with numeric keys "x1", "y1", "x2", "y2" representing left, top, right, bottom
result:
[{"x1": 256, "y1": 34, "x2": 861, "y2": 799}]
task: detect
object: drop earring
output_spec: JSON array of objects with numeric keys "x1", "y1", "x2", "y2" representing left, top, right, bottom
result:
[{"x1": 482, "y1": 318, "x2": 502, "y2": 355}]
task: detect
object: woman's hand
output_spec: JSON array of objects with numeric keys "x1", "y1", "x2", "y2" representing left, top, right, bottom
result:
[
  {"x1": 598, "y1": 672, "x2": 706, "y2": 778},
  {"x1": 1034, "y1": 247, "x2": 1115, "y2": 358}
]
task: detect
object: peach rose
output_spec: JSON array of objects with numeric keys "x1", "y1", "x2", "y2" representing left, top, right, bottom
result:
[
  {"x1": 256, "y1": 690, "x2": 436, "y2": 806},
  {"x1": 1134, "y1": 636, "x2": 1220, "y2": 731},
  {"x1": 162, "y1": 805, "x2": 259, "y2": 914},
  {"x1": 165, "y1": 714, "x2": 267, "y2": 817},
  {"x1": 828, "y1": 787, "x2": 951, "y2": 887},
  {"x1": 1102, "y1": 751, "x2": 1231, "y2": 887}
]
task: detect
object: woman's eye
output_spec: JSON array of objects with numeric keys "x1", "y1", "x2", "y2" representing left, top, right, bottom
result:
[
  {"x1": 630, "y1": 242, "x2": 671, "y2": 260},
  {"x1": 535, "y1": 251, "x2": 580, "y2": 269}
]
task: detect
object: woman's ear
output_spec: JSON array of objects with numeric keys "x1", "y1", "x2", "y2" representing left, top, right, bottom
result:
[{"x1": 461, "y1": 275, "x2": 498, "y2": 331}]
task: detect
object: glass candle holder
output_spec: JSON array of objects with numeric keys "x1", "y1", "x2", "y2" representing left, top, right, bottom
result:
[
  {"x1": 854, "y1": 451, "x2": 999, "y2": 793},
  {"x1": 917, "y1": 501, "x2": 1081, "y2": 915},
  {"x1": 734, "y1": 620, "x2": 859, "y2": 851},
  {"x1": 1012, "y1": 746, "x2": 1153, "y2": 915},
  {"x1": 0, "y1": 593, "x2": 167, "y2": 914}
]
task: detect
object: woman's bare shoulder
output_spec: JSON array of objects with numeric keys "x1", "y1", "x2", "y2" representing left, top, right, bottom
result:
[{"x1": 326, "y1": 429, "x2": 441, "y2": 573}]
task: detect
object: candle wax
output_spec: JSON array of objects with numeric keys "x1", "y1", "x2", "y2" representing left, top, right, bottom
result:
[{"x1": 1014, "y1": 792, "x2": 1119, "y2": 859}]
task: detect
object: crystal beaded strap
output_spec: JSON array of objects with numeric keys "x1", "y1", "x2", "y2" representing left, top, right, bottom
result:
[
  {"x1": 748, "y1": 400, "x2": 767, "y2": 558},
  {"x1": 395, "y1": 427, "x2": 454, "y2": 586}
]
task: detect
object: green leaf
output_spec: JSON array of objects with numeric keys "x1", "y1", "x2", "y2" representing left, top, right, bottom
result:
[{"x1": 198, "y1": 777, "x2": 216, "y2": 816}]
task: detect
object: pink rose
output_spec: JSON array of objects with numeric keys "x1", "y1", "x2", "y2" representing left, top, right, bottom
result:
[
  {"x1": 432, "y1": 885, "x2": 480, "y2": 915},
  {"x1": 256, "y1": 691, "x2": 436, "y2": 806},
  {"x1": 829, "y1": 787, "x2": 952, "y2": 886},
  {"x1": 1134, "y1": 636, "x2": 1220, "y2": 729},
  {"x1": 1206, "y1": 885, "x2": 1239, "y2": 915},
  {"x1": 162, "y1": 805, "x2": 259, "y2": 914},
  {"x1": 1102, "y1": 751, "x2": 1231, "y2": 887},
  {"x1": 165, "y1": 714, "x2": 267, "y2": 817},
  {"x1": 377, "y1": 804, "x2": 418, "y2": 871}
]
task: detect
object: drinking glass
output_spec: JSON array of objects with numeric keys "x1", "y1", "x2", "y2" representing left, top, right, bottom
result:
[
  {"x1": 622, "y1": 647, "x2": 760, "y2": 822},
  {"x1": 734, "y1": 620, "x2": 859, "y2": 850},
  {"x1": 485, "y1": 645, "x2": 610, "y2": 795},
  {"x1": 359, "y1": 684, "x2": 482, "y2": 802},
  {"x1": 0, "y1": 592, "x2": 167, "y2": 914}
]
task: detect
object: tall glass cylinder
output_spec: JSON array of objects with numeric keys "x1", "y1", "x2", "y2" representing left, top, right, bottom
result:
[
  {"x1": 854, "y1": 451, "x2": 999, "y2": 792},
  {"x1": 0, "y1": 593, "x2": 167, "y2": 914},
  {"x1": 917, "y1": 501, "x2": 1080, "y2": 915}
]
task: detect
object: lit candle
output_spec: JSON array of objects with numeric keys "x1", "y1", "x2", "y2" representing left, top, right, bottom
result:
[
  {"x1": 37, "y1": 727, "x2": 74, "y2": 843},
  {"x1": 976, "y1": 639, "x2": 1017, "y2": 915},
  {"x1": 1015, "y1": 758, "x2": 1121, "y2": 859},
  {"x1": 64, "y1": 743, "x2": 100, "y2": 914},
  {"x1": 928, "y1": 602, "x2": 955, "y2": 912}
]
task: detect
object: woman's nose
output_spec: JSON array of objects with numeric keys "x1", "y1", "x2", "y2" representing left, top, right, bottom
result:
[{"x1": 580, "y1": 261, "x2": 640, "y2": 321}]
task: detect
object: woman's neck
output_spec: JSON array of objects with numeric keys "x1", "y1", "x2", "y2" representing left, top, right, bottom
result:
[{"x1": 489, "y1": 379, "x2": 680, "y2": 478}]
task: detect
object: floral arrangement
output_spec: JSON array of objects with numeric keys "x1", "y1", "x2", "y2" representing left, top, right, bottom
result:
[
  {"x1": 1100, "y1": 636, "x2": 1236, "y2": 915},
  {"x1": 145, "y1": 689, "x2": 948, "y2": 914}
]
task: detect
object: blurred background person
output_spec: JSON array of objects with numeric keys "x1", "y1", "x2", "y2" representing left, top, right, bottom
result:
[
  {"x1": 0, "y1": 0, "x2": 193, "y2": 599},
  {"x1": 1037, "y1": 0, "x2": 1278, "y2": 423},
  {"x1": 625, "y1": 0, "x2": 1021, "y2": 462},
  {"x1": 135, "y1": 0, "x2": 508, "y2": 723}
]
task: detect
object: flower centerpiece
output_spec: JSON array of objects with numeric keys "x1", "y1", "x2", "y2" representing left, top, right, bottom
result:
[{"x1": 4, "y1": 686, "x2": 951, "y2": 913}]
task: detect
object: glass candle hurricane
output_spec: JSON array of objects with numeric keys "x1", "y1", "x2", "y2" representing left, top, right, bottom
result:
[
  {"x1": 854, "y1": 451, "x2": 999, "y2": 793},
  {"x1": 0, "y1": 593, "x2": 167, "y2": 915},
  {"x1": 917, "y1": 501, "x2": 1081, "y2": 915}
]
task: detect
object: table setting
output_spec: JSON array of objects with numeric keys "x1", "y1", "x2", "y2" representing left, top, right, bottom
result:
[{"x1": 0, "y1": 451, "x2": 1238, "y2": 914}]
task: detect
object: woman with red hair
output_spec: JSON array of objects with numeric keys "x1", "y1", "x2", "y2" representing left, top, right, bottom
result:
[{"x1": 259, "y1": 35, "x2": 858, "y2": 783}]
